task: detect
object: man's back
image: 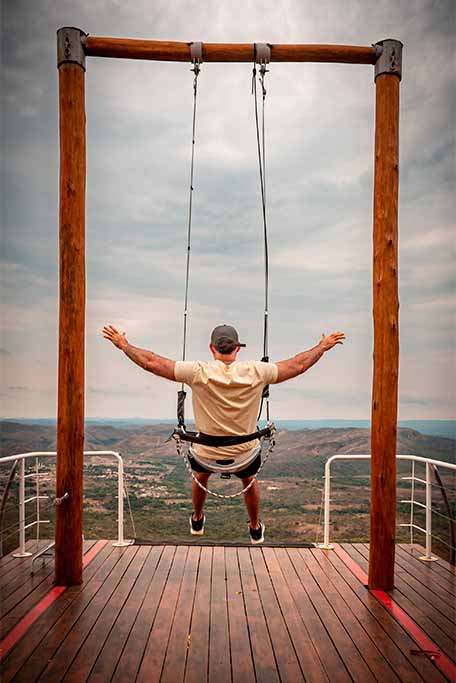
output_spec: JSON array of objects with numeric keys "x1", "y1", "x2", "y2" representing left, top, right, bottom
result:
[{"x1": 175, "y1": 359, "x2": 278, "y2": 460}]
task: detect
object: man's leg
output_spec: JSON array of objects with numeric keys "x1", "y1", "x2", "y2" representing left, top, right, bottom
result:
[
  {"x1": 242, "y1": 476, "x2": 260, "y2": 529},
  {"x1": 192, "y1": 472, "x2": 210, "y2": 520}
]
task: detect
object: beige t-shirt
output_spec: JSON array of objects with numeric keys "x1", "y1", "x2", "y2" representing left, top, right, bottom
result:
[{"x1": 174, "y1": 359, "x2": 278, "y2": 461}]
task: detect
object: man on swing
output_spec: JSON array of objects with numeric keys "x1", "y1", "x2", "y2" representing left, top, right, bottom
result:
[{"x1": 103, "y1": 324, "x2": 345, "y2": 544}]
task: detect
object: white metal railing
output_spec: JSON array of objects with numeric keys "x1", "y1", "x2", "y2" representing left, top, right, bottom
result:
[
  {"x1": 0, "y1": 451, "x2": 133, "y2": 557},
  {"x1": 319, "y1": 454, "x2": 456, "y2": 561}
]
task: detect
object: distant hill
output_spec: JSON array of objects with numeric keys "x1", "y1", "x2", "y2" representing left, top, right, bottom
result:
[
  {"x1": 1, "y1": 421, "x2": 454, "y2": 475},
  {"x1": 1, "y1": 421, "x2": 454, "y2": 553}
]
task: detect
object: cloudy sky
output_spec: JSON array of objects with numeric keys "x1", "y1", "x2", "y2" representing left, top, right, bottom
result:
[{"x1": 2, "y1": 0, "x2": 454, "y2": 420}]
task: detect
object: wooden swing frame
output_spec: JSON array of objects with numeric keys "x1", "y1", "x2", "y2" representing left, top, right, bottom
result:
[{"x1": 56, "y1": 30, "x2": 402, "y2": 589}]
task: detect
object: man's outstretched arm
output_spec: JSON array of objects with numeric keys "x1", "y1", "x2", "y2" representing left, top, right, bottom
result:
[
  {"x1": 274, "y1": 332, "x2": 345, "y2": 384},
  {"x1": 102, "y1": 325, "x2": 176, "y2": 381}
]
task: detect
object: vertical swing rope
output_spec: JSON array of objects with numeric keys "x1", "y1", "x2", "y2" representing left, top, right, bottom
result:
[
  {"x1": 172, "y1": 45, "x2": 277, "y2": 497},
  {"x1": 182, "y1": 61, "x2": 200, "y2": 368},
  {"x1": 261, "y1": 68, "x2": 269, "y2": 363},
  {"x1": 178, "y1": 56, "x2": 201, "y2": 426},
  {"x1": 253, "y1": 46, "x2": 271, "y2": 422}
]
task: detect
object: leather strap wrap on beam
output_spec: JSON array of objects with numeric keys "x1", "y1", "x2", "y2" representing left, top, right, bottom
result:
[
  {"x1": 255, "y1": 42, "x2": 271, "y2": 63},
  {"x1": 190, "y1": 41, "x2": 203, "y2": 63}
]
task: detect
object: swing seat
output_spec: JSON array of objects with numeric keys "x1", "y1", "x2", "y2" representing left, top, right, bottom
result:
[
  {"x1": 175, "y1": 432, "x2": 275, "y2": 499},
  {"x1": 189, "y1": 446, "x2": 261, "y2": 475}
]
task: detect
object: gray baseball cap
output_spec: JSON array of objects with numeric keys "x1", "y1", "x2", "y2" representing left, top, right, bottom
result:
[{"x1": 210, "y1": 325, "x2": 246, "y2": 353}]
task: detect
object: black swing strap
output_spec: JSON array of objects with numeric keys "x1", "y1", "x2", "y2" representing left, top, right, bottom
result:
[{"x1": 173, "y1": 425, "x2": 273, "y2": 448}]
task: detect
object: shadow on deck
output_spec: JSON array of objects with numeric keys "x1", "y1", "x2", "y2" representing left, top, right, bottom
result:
[{"x1": 1, "y1": 540, "x2": 454, "y2": 682}]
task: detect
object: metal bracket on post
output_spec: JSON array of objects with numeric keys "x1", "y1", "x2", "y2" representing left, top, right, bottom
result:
[
  {"x1": 54, "y1": 491, "x2": 70, "y2": 506},
  {"x1": 190, "y1": 41, "x2": 203, "y2": 64},
  {"x1": 57, "y1": 26, "x2": 87, "y2": 70},
  {"x1": 255, "y1": 42, "x2": 271, "y2": 64},
  {"x1": 374, "y1": 39, "x2": 403, "y2": 81}
]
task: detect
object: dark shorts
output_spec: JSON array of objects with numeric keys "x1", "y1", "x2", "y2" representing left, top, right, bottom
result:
[{"x1": 187, "y1": 451, "x2": 262, "y2": 479}]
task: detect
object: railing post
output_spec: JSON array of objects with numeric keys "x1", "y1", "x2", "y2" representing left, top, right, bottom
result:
[
  {"x1": 419, "y1": 461, "x2": 439, "y2": 562},
  {"x1": 112, "y1": 455, "x2": 133, "y2": 547},
  {"x1": 12, "y1": 459, "x2": 32, "y2": 557},
  {"x1": 409, "y1": 460, "x2": 415, "y2": 546},
  {"x1": 318, "y1": 458, "x2": 334, "y2": 549},
  {"x1": 35, "y1": 456, "x2": 40, "y2": 542}
]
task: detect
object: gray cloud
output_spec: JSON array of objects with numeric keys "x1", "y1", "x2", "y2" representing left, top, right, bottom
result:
[{"x1": 2, "y1": 0, "x2": 455, "y2": 419}]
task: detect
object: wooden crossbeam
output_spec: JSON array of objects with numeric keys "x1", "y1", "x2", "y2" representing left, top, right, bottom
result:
[{"x1": 84, "y1": 38, "x2": 377, "y2": 64}]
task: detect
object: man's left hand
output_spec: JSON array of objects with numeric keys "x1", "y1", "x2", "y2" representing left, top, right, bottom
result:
[{"x1": 320, "y1": 332, "x2": 346, "y2": 351}]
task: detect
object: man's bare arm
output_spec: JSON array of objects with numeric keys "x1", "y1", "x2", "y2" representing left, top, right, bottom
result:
[
  {"x1": 102, "y1": 325, "x2": 176, "y2": 381},
  {"x1": 274, "y1": 332, "x2": 345, "y2": 384}
]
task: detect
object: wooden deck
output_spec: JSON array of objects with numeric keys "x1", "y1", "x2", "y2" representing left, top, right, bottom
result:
[{"x1": 1, "y1": 540, "x2": 454, "y2": 682}]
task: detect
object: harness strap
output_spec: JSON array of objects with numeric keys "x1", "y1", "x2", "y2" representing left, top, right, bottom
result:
[
  {"x1": 260, "y1": 355, "x2": 270, "y2": 400},
  {"x1": 173, "y1": 425, "x2": 273, "y2": 447},
  {"x1": 177, "y1": 390, "x2": 186, "y2": 426}
]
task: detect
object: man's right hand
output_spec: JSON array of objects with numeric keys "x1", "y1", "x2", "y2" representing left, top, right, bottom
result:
[
  {"x1": 320, "y1": 332, "x2": 346, "y2": 351},
  {"x1": 102, "y1": 325, "x2": 129, "y2": 351}
]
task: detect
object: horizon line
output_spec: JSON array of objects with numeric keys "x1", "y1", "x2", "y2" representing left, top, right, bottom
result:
[{"x1": 2, "y1": 417, "x2": 455, "y2": 422}]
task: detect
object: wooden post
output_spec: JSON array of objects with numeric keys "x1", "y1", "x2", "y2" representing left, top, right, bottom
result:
[
  {"x1": 55, "y1": 27, "x2": 87, "y2": 585},
  {"x1": 369, "y1": 40, "x2": 402, "y2": 590}
]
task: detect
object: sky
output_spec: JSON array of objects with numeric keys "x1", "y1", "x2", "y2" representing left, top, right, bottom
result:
[{"x1": 1, "y1": 0, "x2": 455, "y2": 420}]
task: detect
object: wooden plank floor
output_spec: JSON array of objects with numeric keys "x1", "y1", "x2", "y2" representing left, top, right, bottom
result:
[{"x1": 1, "y1": 542, "x2": 454, "y2": 682}]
